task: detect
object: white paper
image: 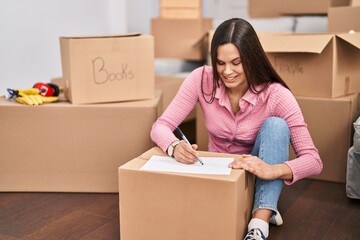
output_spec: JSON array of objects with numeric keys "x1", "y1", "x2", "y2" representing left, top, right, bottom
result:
[{"x1": 140, "y1": 155, "x2": 234, "y2": 175}]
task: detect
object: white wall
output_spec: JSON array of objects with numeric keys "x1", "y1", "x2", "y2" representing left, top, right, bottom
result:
[{"x1": 0, "y1": 0, "x2": 126, "y2": 95}]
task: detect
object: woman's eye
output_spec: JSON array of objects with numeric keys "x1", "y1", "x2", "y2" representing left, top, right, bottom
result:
[
  {"x1": 233, "y1": 60, "x2": 241, "y2": 65},
  {"x1": 217, "y1": 61, "x2": 225, "y2": 65}
]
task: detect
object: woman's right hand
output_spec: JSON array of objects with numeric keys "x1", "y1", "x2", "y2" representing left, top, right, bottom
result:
[{"x1": 173, "y1": 140, "x2": 199, "y2": 164}]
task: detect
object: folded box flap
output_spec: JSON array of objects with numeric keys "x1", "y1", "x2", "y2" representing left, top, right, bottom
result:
[
  {"x1": 259, "y1": 34, "x2": 333, "y2": 54},
  {"x1": 337, "y1": 32, "x2": 360, "y2": 50}
]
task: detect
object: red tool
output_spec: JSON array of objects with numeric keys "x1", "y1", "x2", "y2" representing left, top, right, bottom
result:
[{"x1": 33, "y1": 82, "x2": 60, "y2": 97}]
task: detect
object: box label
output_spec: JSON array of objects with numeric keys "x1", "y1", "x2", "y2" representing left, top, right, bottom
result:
[
  {"x1": 92, "y1": 57, "x2": 135, "y2": 84},
  {"x1": 273, "y1": 56, "x2": 304, "y2": 76}
]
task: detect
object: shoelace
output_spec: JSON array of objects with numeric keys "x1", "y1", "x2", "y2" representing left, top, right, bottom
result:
[{"x1": 244, "y1": 228, "x2": 266, "y2": 240}]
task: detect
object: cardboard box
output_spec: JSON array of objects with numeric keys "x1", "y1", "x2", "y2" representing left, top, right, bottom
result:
[
  {"x1": 155, "y1": 75, "x2": 195, "y2": 121},
  {"x1": 160, "y1": 0, "x2": 201, "y2": 8},
  {"x1": 206, "y1": 29, "x2": 215, "y2": 65},
  {"x1": 352, "y1": 0, "x2": 360, "y2": 6},
  {"x1": 60, "y1": 33, "x2": 155, "y2": 104},
  {"x1": 50, "y1": 76, "x2": 67, "y2": 101},
  {"x1": 207, "y1": 29, "x2": 215, "y2": 53},
  {"x1": 119, "y1": 147, "x2": 254, "y2": 240},
  {"x1": 160, "y1": 8, "x2": 201, "y2": 19},
  {"x1": 160, "y1": 0, "x2": 202, "y2": 19},
  {"x1": 151, "y1": 18, "x2": 213, "y2": 61},
  {"x1": 0, "y1": 91, "x2": 162, "y2": 192},
  {"x1": 290, "y1": 94, "x2": 360, "y2": 183},
  {"x1": 328, "y1": 6, "x2": 360, "y2": 32},
  {"x1": 196, "y1": 103, "x2": 209, "y2": 151},
  {"x1": 258, "y1": 32, "x2": 360, "y2": 98},
  {"x1": 249, "y1": 0, "x2": 349, "y2": 18},
  {"x1": 196, "y1": 94, "x2": 360, "y2": 183}
]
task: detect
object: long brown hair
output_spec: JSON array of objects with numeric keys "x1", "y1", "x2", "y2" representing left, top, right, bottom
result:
[{"x1": 202, "y1": 18, "x2": 289, "y2": 103}]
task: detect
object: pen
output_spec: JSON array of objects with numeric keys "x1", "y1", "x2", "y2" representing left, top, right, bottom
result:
[{"x1": 176, "y1": 127, "x2": 204, "y2": 165}]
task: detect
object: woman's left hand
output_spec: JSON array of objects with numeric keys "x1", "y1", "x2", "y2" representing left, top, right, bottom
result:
[{"x1": 228, "y1": 155, "x2": 280, "y2": 180}]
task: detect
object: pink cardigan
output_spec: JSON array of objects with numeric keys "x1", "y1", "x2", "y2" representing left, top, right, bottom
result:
[{"x1": 151, "y1": 66, "x2": 323, "y2": 185}]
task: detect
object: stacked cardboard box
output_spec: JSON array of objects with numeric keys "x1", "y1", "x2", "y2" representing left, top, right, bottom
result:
[
  {"x1": 159, "y1": 0, "x2": 202, "y2": 19},
  {"x1": 151, "y1": 0, "x2": 212, "y2": 61},
  {"x1": 259, "y1": 33, "x2": 360, "y2": 98},
  {"x1": 0, "y1": 92, "x2": 162, "y2": 192},
  {"x1": 290, "y1": 94, "x2": 359, "y2": 183},
  {"x1": 151, "y1": 18, "x2": 212, "y2": 61},
  {"x1": 328, "y1": 5, "x2": 360, "y2": 32},
  {"x1": 59, "y1": 33, "x2": 155, "y2": 105},
  {"x1": 249, "y1": 0, "x2": 350, "y2": 18},
  {"x1": 0, "y1": 33, "x2": 162, "y2": 192}
]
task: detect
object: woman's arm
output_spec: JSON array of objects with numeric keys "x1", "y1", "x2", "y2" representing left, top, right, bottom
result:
[
  {"x1": 150, "y1": 67, "x2": 205, "y2": 153},
  {"x1": 273, "y1": 86, "x2": 323, "y2": 184}
]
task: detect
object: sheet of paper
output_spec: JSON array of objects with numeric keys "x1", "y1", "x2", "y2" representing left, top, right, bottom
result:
[{"x1": 140, "y1": 155, "x2": 234, "y2": 175}]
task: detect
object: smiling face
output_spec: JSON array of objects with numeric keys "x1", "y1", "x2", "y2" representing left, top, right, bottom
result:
[{"x1": 216, "y1": 43, "x2": 248, "y2": 93}]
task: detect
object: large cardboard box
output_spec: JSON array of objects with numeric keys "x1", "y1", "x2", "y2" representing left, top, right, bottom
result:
[
  {"x1": 60, "y1": 34, "x2": 155, "y2": 104},
  {"x1": 290, "y1": 94, "x2": 360, "y2": 183},
  {"x1": 0, "y1": 91, "x2": 162, "y2": 192},
  {"x1": 151, "y1": 18, "x2": 213, "y2": 61},
  {"x1": 328, "y1": 6, "x2": 360, "y2": 32},
  {"x1": 258, "y1": 32, "x2": 360, "y2": 98},
  {"x1": 249, "y1": 0, "x2": 349, "y2": 18},
  {"x1": 119, "y1": 147, "x2": 254, "y2": 240},
  {"x1": 155, "y1": 75, "x2": 195, "y2": 122}
]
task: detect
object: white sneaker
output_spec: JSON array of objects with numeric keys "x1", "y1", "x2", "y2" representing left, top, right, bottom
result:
[
  {"x1": 269, "y1": 211, "x2": 283, "y2": 226},
  {"x1": 244, "y1": 228, "x2": 266, "y2": 240}
]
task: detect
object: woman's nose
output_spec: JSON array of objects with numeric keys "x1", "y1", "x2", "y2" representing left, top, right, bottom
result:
[{"x1": 224, "y1": 64, "x2": 233, "y2": 75}]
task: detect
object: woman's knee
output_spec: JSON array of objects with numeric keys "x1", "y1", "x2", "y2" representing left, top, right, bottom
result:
[{"x1": 262, "y1": 117, "x2": 290, "y2": 136}]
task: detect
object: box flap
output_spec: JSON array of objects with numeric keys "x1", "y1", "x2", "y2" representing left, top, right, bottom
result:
[
  {"x1": 60, "y1": 33, "x2": 142, "y2": 39},
  {"x1": 337, "y1": 32, "x2": 360, "y2": 49},
  {"x1": 260, "y1": 34, "x2": 333, "y2": 54}
]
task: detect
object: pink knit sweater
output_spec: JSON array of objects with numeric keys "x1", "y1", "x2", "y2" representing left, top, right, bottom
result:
[{"x1": 151, "y1": 66, "x2": 323, "y2": 184}]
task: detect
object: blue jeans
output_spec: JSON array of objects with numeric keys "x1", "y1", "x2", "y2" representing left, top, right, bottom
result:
[{"x1": 250, "y1": 117, "x2": 290, "y2": 215}]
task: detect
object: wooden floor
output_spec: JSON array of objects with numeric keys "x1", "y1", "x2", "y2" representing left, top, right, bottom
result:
[{"x1": 1, "y1": 179, "x2": 359, "y2": 240}]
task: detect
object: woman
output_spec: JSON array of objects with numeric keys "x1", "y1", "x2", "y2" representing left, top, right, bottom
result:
[{"x1": 150, "y1": 18, "x2": 322, "y2": 240}]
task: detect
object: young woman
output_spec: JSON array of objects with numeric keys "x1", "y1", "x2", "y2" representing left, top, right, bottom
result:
[{"x1": 150, "y1": 18, "x2": 323, "y2": 240}]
